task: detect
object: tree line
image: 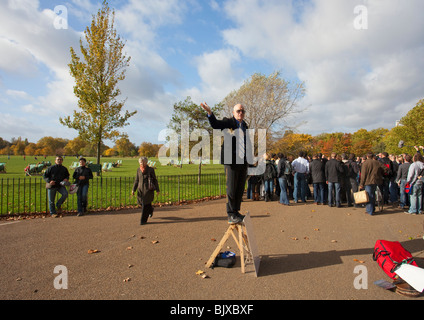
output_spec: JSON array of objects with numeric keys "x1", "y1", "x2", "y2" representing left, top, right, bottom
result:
[
  {"x1": 1, "y1": 98, "x2": 421, "y2": 159},
  {"x1": 0, "y1": 135, "x2": 161, "y2": 158}
]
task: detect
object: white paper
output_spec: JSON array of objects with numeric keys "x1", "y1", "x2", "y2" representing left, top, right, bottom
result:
[{"x1": 395, "y1": 264, "x2": 424, "y2": 293}]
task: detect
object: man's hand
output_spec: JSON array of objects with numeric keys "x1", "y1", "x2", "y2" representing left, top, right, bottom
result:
[{"x1": 200, "y1": 102, "x2": 212, "y2": 115}]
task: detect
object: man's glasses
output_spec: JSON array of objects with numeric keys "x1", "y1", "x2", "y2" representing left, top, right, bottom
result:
[{"x1": 235, "y1": 109, "x2": 245, "y2": 114}]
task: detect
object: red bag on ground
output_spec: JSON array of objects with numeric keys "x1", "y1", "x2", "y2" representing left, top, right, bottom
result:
[{"x1": 373, "y1": 240, "x2": 418, "y2": 280}]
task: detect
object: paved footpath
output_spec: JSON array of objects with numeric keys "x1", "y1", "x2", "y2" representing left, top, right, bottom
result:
[{"x1": 0, "y1": 197, "x2": 423, "y2": 301}]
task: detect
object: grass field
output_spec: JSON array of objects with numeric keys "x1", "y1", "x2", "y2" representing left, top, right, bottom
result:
[
  {"x1": 0, "y1": 156, "x2": 227, "y2": 216},
  {"x1": 0, "y1": 155, "x2": 224, "y2": 178}
]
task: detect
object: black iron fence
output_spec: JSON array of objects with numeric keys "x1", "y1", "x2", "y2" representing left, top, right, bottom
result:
[{"x1": 0, "y1": 173, "x2": 226, "y2": 216}]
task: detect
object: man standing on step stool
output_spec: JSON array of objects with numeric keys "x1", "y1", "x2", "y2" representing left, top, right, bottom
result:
[{"x1": 201, "y1": 102, "x2": 250, "y2": 225}]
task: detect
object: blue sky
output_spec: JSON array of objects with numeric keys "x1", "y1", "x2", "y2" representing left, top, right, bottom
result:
[{"x1": 1, "y1": 0, "x2": 423, "y2": 148}]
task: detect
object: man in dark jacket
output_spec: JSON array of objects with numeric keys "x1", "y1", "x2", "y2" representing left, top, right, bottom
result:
[
  {"x1": 310, "y1": 154, "x2": 325, "y2": 205},
  {"x1": 359, "y1": 152, "x2": 387, "y2": 215},
  {"x1": 43, "y1": 156, "x2": 70, "y2": 217},
  {"x1": 73, "y1": 157, "x2": 93, "y2": 216},
  {"x1": 325, "y1": 153, "x2": 344, "y2": 207},
  {"x1": 201, "y1": 102, "x2": 249, "y2": 224},
  {"x1": 378, "y1": 152, "x2": 394, "y2": 204}
]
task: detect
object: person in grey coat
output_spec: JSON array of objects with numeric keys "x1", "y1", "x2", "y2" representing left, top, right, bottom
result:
[
  {"x1": 406, "y1": 153, "x2": 424, "y2": 215},
  {"x1": 132, "y1": 157, "x2": 160, "y2": 225}
]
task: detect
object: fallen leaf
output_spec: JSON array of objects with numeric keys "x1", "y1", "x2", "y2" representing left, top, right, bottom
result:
[
  {"x1": 291, "y1": 237, "x2": 298, "y2": 241},
  {"x1": 331, "y1": 240, "x2": 337, "y2": 243},
  {"x1": 128, "y1": 264, "x2": 134, "y2": 268},
  {"x1": 211, "y1": 238, "x2": 216, "y2": 242},
  {"x1": 314, "y1": 228, "x2": 320, "y2": 231},
  {"x1": 126, "y1": 246, "x2": 133, "y2": 250},
  {"x1": 353, "y1": 259, "x2": 365, "y2": 264},
  {"x1": 123, "y1": 278, "x2": 131, "y2": 282},
  {"x1": 88, "y1": 249, "x2": 100, "y2": 254},
  {"x1": 16, "y1": 277, "x2": 22, "y2": 281},
  {"x1": 201, "y1": 274, "x2": 209, "y2": 279},
  {"x1": 151, "y1": 240, "x2": 159, "y2": 244},
  {"x1": 304, "y1": 236, "x2": 309, "y2": 240},
  {"x1": 196, "y1": 270, "x2": 205, "y2": 275}
]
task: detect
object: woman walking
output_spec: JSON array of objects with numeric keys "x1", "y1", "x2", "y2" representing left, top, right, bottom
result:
[{"x1": 132, "y1": 157, "x2": 160, "y2": 225}]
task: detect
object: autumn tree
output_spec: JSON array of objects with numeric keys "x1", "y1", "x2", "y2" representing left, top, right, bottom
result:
[
  {"x1": 114, "y1": 134, "x2": 137, "y2": 157},
  {"x1": 60, "y1": 1, "x2": 136, "y2": 165},
  {"x1": 64, "y1": 137, "x2": 88, "y2": 155},
  {"x1": 270, "y1": 131, "x2": 314, "y2": 157},
  {"x1": 385, "y1": 99, "x2": 424, "y2": 154},
  {"x1": 221, "y1": 71, "x2": 305, "y2": 134},
  {"x1": 138, "y1": 142, "x2": 161, "y2": 158}
]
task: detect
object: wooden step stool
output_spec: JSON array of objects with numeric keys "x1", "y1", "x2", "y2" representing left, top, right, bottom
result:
[{"x1": 206, "y1": 212, "x2": 260, "y2": 276}]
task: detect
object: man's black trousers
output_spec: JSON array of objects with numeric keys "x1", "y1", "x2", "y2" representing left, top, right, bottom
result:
[{"x1": 225, "y1": 164, "x2": 248, "y2": 217}]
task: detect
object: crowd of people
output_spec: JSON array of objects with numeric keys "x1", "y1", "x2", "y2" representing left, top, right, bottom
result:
[{"x1": 246, "y1": 147, "x2": 424, "y2": 216}]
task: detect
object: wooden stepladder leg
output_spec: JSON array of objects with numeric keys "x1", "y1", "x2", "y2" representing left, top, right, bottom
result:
[
  {"x1": 206, "y1": 224, "x2": 247, "y2": 273},
  {"x1": 238, "y1": 224, "x2": 245, "y2": 273}
]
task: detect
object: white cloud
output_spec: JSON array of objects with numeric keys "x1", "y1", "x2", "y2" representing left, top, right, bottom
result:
[
  {"x1": 220, "y1": 0, "x2": 424, "y2": 135},
  {"x1": 1, "y1": 0, "x2": 423, "y2": 147},
  {"x1": 190, "y1": 48, "x2": 243, "y2": 104}
]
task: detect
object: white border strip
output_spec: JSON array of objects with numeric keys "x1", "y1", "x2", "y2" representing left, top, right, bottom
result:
[{"x1": 0, "y1": 221, "x2": 21, "y2": 226}]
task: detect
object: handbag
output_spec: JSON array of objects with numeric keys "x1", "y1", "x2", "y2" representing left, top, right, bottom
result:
[
  {"x1": 147, "y1": 174, "x2": 156, "y2": 191},
  {"x1": 353, "y1": 190, "x2": 369, "y2": 204}
]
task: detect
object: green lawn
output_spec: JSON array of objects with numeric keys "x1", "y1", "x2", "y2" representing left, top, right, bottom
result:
[
  {"x1": 0, "y1": 156, "x2": 227, "y2": 215},
  {"x1": 0, "y1": 155, "x2": 224, "y2": 178}
]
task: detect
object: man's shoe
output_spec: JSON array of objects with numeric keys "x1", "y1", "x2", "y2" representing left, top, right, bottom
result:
[
  {"x1": 228, "y1": 215, "x2": 243, "y2": 225},
  {"x1": 236, "y1": 212, "x2": 245, "y2": 221}
]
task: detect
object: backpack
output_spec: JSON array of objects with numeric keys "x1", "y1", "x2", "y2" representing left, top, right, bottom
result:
[
  {"x1": 284, "y1": 160, "x2": 292, "y2": 175},
  {"x1": 373, "y1": 240, "x2": 418, "y2": 280},
  {"x1": 383, "y1": 163, "x2": 390, "y2": 176},
  {"x1": 211, "y1": 251, "x2": 236, "y2": 268}
]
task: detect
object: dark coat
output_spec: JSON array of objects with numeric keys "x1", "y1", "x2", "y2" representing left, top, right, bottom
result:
[
  {"x1": 43, "y1": 164, "x2": 70, "y2": 188},
  {"x1": 325, "y1": 159, "x2": 344, "y2": 183},
  {"x1": 207, "y1": 113, "x2": 250, "y2": 166},
  {"x1": 132, "y1": 166, "x2": 160, "y2": 205},
  {"x1": 310, "y1": 159, "x2": 325, "y2": 183},
  {"x1": 73, "y1": 166, "x2": 93, "y2": 186}
]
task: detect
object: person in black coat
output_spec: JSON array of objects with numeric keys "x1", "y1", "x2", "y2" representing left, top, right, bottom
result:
[
  {"x1": 73, "y1": 157, "x2": 93, "y2": 216},
  {"x1": 201, "y1": 102, "x2": 250, "y2": 224},
  {"x1": 132, "y1": 157, "x2": 160, "y2": 225},
  {"x1": 325, "y1": 153, "x2": 345, "y2": 207},
  {"x1": 310, "y1": 154, "x2": 325, "y2": 205},
  {"x1": 43, "y1": 156, "x2": 70, "y2": 217}
]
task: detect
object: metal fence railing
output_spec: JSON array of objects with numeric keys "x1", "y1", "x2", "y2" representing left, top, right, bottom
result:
[{"x1": 0, "y1": 173, "x2": 226, "y2": 216}]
